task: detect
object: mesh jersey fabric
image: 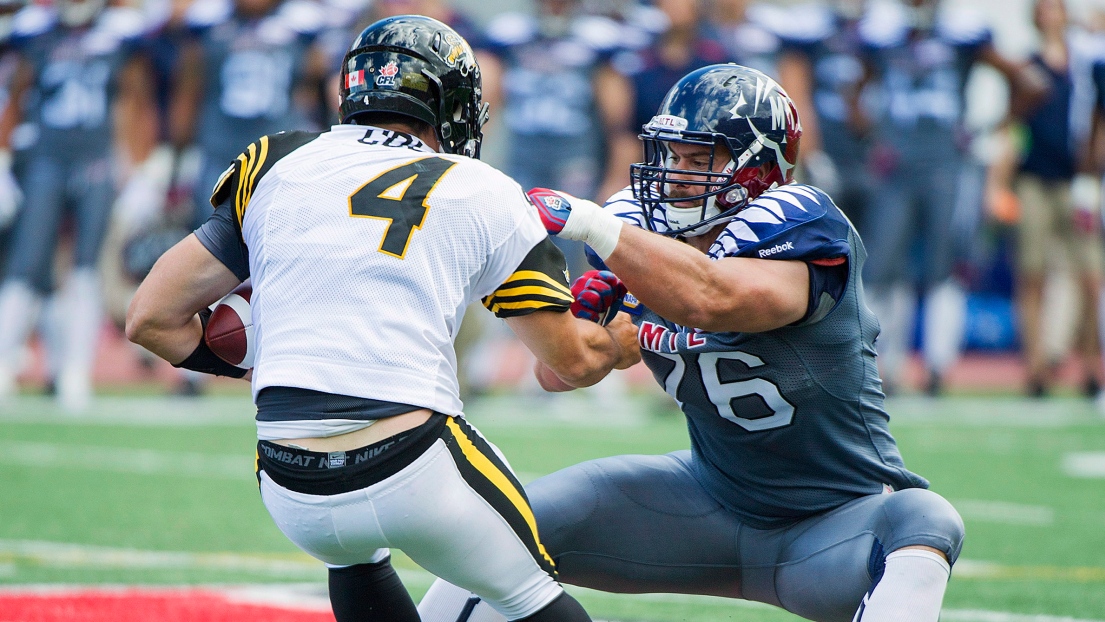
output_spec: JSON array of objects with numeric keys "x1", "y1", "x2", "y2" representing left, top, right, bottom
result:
[{"x1": 237, "y1": 125, "x2": 549, "y2": 416}]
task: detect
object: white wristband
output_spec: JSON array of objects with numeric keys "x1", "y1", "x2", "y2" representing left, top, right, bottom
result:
[{"x1": 556, "y1": 193, "x2": 624, "y2": 260}]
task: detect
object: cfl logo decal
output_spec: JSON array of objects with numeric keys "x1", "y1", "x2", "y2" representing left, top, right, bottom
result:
[
  {"x1": 638, "y1": 321, "x2": 707, "y2": 353},
  {"x1": 376, "y1": 61, "x2": 399, "y2": 87}
]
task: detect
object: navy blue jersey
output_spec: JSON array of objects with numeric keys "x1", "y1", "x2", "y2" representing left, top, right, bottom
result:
[
  {"x1": 860, "y1": 3, "x2": 991, "y2": 160},
  {"x1": 613, "y1": 36, "x2": 730, "y2": 135},
  {"x1": 483, "y1": 13, "x2": 621, "y2": 138},
  {"x1": 772, "y1": 4, "x2": 868, "y2": 167},
  {"x1": 12, "y1": 5, "x2": 145, "y2": 159},
  {"x1": 1021, "y1": 54, "x2": 1075, "y2": 180},
  {"x1": 603, "y1": 184, "x2": 928, "y2": 529},
  {"x1": 188, "y1": 0, "x2": 323, "y2": 166}
]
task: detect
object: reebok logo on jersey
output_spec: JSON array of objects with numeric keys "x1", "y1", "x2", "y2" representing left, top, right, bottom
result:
[{"x1": 758, "y1": 241, "x2": 794, "y2": 258}]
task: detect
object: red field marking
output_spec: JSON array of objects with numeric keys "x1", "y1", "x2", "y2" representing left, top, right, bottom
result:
[{"x1": 0, "y1": 589, "x2": 335, "y2": 622}]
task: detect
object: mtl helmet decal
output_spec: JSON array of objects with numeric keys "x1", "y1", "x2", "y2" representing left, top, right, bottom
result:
[{"x1": 376, "y1": 61, "x2": 400, "y2": 87}]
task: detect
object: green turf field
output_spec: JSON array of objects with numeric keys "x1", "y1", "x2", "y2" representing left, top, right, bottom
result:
[{"x1": 0, "y1": 390, "x2": 1103, "y2": 621}]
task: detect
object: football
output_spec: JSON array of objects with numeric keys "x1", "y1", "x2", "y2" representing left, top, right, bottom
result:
[{"x1": 204, "y1": 281, "x2": 254, "y2": 369}]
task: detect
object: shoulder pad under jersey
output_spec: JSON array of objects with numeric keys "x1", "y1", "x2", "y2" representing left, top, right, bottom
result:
[
  {"x1": 572, "y1": 15, "x2": 622, "y2": 53},
  {"x1": 186, "y1": 0, "x2": 232, "y2": 30},
  {"x1": 275, "y1": 0, "x2": 326, "y2": 36},
  {"x1": 710, "y1": 184, "x2": 851, "y2": 262},
  {"x1": 211, "y1": 130, "x2": 323, "y2": 219},
  {"x1": 485, "y1": 13, "x2": 536, "y2": 48},
  {"x1": 754, "y1": 2, "x2": 833, "y2": 46},
  {"x1": 858, "y1": 0, "x2": 908, "y2": 49},
  {"x1": 11, "y1": 5, "x2": 55, "y2": 40},
  {"x1": 935, "y1": 6, "x2": 992, "y2": 47}
]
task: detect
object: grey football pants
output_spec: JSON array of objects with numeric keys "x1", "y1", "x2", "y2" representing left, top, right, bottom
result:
[{"x1": 530, "y1": 451, "x2": 964, "y2": 622}]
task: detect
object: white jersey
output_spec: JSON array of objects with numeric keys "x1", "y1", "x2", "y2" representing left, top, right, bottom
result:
[{"x1": 209, "y1": 125, "x2": 571, "y2": 419}]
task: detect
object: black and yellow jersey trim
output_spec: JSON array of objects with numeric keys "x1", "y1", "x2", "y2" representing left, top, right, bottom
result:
[
  {"x1": 483, "y1": 237, "x2": 573, "y2": 318},
  {"x1": 210, "y1": 130, "x2": 323, "y2": 228}
]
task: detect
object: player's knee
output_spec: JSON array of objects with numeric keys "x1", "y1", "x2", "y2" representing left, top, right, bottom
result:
[{"x1": 883, "y1": 488, "x2": 965, "y2": 564}]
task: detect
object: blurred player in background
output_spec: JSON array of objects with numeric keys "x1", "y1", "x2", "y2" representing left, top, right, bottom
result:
[
  {"x1": 596, "y1": 0, "x2": 734, "y2": 202},
  {"x1": 169, "y1": 0, "x2": 329, "y2": 232},
  {"x1": 419, "y1": 64, "x2": 964, "y2": 622},
  {"x1": 0, "y1": 0, "x2": 154, "y2": 410},
  {"x1": 127, "y1": 15, "x2": 638, "y2": 622},
  {"x1": 0, "y1": 0, "x2": 25, "y2": 272},
  {"x1": 480, "y1": 0, "x2": 630, "y2": 276},
  {"x1": 858, "y1": 0, "x2": 1045, "y2": 394},
  {"x1": 775, "y1": 0, "x2": 872, "y2": 231}
]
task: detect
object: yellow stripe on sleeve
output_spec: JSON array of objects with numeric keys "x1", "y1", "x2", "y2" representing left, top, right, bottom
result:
[
  {"x1": 487, "y1": 299, "x2": 570, "y2": 315},
  {"x1": 245, "y1": 136, "x2": 270, "y2": 208},
  {"x1": 491, "y1": 285, "x2": 574, "y2": 301},
  {"x1": 234, "y1": 153, "x2": 249, "y2": 226},
  {"x1": 501, "y1": 270, "x2": 571, "y2": 296},
  {"x1": 444, "y1": 417, "x2": 555, "y2": 569}
]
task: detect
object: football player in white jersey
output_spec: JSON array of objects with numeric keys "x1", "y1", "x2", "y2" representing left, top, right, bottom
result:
[{"x1": 126, "y1": 16, "x2": 639, "y2": 622}]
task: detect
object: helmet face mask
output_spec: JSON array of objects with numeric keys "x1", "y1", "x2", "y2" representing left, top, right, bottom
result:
[
  {"x1": 630, "y1": 64, "x2": 801, "y2": 237},
  {"x1": 339, "y1": 16, "x2": 490, "y2": 158}
]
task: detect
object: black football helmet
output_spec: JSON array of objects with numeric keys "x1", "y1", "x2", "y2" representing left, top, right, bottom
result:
[
  {"x1": 340, "y1": 15, "x2": 489, "y2": 158},
  {"x1": 630, "y1": 64, "x2": 802, "y2": 237}
]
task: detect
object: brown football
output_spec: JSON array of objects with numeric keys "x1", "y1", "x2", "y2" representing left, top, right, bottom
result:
[{"x1": 204, "y1": 281, "x2": 254, "y2": 369}]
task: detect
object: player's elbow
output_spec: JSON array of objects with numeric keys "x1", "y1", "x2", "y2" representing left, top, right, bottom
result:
[{"x1": 125, "y1": 296, "x2": 166, "y2": 348}]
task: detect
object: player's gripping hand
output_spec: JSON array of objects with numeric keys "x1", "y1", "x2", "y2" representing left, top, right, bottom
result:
[
  {"x1": 526, "y1": 187, "x2": 623, "y2": 260},
  {"x1": 571, "y1": 270, "x2": 627, "y2": 325}
]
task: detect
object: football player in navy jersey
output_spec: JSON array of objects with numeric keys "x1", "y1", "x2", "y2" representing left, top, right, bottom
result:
[
  {"x1": 418, "y1": 64, "x2": 964, "y2": 622},
  {"x1": 774, "y1": 0, "x2": 871, "y2": 232},
  {"x1": 169, "y1": 0, "x2": 329, "y2": 231},
  {"x1": 0, "y1": 0, "x2": 155, "y2": 409},
  {"x1": 857, "y1": 0, "x2": 1046, "y2": 394}
]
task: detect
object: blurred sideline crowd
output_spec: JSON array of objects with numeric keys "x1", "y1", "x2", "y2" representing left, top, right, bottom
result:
[{"x1": 1, "y1": 0, "x2": 1105, "y2": 410}]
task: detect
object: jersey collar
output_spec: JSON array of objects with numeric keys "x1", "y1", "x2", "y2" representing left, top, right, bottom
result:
[{"x1": 334, "y1": 124, "x2": 439, "y2": 154}]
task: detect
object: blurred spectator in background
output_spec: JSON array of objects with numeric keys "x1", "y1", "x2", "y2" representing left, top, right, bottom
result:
[
  {"x1": 597, "y1": 0, "x2": 733, "y2": 202},
  {"x1": 0, "y1": 0, "x2": 154, "y2": 410},
  {"x1": 710, "y1": 0, "x2": 780, "y2": 76},
  {"x1": 775, "y1": 0, "x2": 872, "y2": 230},
  {"x1": 0, "y1": 0, "x2": 26, "y2": 278},
  {"x1": 859, "y1": 0, "x2": 1045, "y2": 394},
  {"x1": 481, "y1": 0, "x2": 629, "y2": 277},
  {"x1": 372, "y1": 0, "x2": 481, "y2": 42},
  {"x1": 988, "y1": 0, "x2": 1105, "y2": 398},
  {"x1": 170, "y1": 0, "x2": 328, "y2": 232}
]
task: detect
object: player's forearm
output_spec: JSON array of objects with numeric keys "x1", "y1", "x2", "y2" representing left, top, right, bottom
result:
[
  {"x1": 547, "y1": 320, "x2": 627, "y2": 388},
  {"x1": 125, "y1": 309, "x2": 202, "y2": 365}
]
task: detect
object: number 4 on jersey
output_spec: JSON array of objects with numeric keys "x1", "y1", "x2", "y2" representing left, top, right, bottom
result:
[{"x1": 349, "y1": 157, "x2": 457, "y2": 258}]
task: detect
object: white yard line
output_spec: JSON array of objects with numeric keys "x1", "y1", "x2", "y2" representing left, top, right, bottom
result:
[
  {"x1": 0, "y1": 441, "x2": 253, "y2": 479},
  {"x1": 1062, "y1": 453, "x2": 1105, "y2": 479},
  {"x1": 952, "y1": 500, "x2": 1055, "y2": 526},
  {"x1": 0, "y1": 396, "x2": 255, "y2": 427},
  {"x1": 0, "y1": 540, "x2": 321, "y2": 577}
]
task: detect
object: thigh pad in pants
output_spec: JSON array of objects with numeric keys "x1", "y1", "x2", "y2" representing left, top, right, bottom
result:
[{"x1": 529, "y1": 453, "x2": 963, "y2": 622}]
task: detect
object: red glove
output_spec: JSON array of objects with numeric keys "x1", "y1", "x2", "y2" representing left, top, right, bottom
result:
[{"x1": 570, "y1": 270, "x2": 627, "y2": 325}]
